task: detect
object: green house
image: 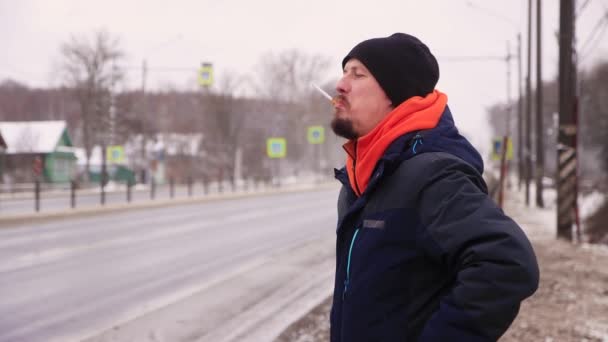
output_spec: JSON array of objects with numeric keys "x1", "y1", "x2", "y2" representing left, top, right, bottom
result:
[{"x1": 0, "y1": 121, "x2": 77, "y2": 183}]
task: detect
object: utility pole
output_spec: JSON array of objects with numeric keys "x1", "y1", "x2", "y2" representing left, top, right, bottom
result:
[
  {"x1": 109, "y1": 62, "x2": 117, "y2": 146},
  {"x1": 498, "y1": 41, "x2": 511, "y2": 208},
  {"x1": 517, "y1": 33, "x2": 524, "y2": 190},
  {"x1": 557, "y1": 0, "x2": 577, "y2": 241},
  {"x1": 140, "y1": 59, "x2": 148, "y2": 185},
  {"x1": 506, "y1": 41, "x2": 512, "y2": 137},
  {"x1": 498, "y1": 41, "x2": 512, "y2": 208},
  {"x1": 525, "y1": 0, "x2": 533, "y2": 206},
  {"x1": 102, "y1": 60, "x2": 118, "y2": 206},
  {"x1": 535, "y1": 0, "x2": 545, "y2": 208}
]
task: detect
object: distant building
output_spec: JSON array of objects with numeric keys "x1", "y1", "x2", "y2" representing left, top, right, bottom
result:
[
  {"x1": 73, "y1": 145, "x2": 135, "y2": 185},
  {"x1": 0, "y1": 121, "x2": 77, "y2": 183},
  {"x1": 123, "y1": 133, "x2": 204, "y2": 184}
]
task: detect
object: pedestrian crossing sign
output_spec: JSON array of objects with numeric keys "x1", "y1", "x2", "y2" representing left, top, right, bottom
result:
[
  {"x1": 198, "y1": 62, "x2": 214, "y2": 87},
  {"x1": 266, "y1": 138, "x2": 286, "y2": 158},
  {"x1": 307, "y1": 126, "x2": 325, "y2": 144},
  {"x1": 107, "y1": 145, "x2": 126, "y2": 164},
  {"x1": 491, "y1": 137, "x2": 513, "y2": 161}
]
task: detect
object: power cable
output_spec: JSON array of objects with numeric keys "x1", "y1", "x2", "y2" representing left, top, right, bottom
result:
[
  {"x1": 438, "y1": 55, "x2": 505, "y2": 62},
  {"x1": 122, "y1": 66, "x2": 195, "y2": 73},
  {"x1": 465, "y1": 0, "x2": 521, "y2": 30},
  {"x1": 577, "y1": 0, "x2": 593, "y2": 18},
  {"x1": 579, "y1": 12, "x2": 608, "y2": 60}
]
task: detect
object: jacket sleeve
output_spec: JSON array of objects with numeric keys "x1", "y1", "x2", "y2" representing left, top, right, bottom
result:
[{"x1": 416, "y1": 155, "x2": 539, "y2": 341}]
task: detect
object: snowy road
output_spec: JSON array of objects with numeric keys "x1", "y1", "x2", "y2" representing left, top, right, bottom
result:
[{"x1": 0, "y1": 187, "x2": 338, "y2": 342}]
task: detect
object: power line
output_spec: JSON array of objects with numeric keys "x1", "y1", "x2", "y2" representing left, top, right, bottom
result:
[
  {"x1": 121, "y1": 65, "x2": 196, "y2": 73},
  {"x1": 577, "y1": 0, "x2": 593, "y2": 17},
  {"x1": 579, "y1": 24, "x2": 608, "y2": 60},
  {"x1": 465, "y1": 0, "x2": 521, "y2": 30},
  {"x1": 579, "y1": 12, "x2": 608, "y2": 59},
  {"x1": 438, "y1": 55, "x2": 505, "y2": 62}
]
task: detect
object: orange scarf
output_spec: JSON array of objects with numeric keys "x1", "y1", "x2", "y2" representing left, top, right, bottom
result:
[{"x1": 343, "y1": 90, "x2": 447, "y2": 196}]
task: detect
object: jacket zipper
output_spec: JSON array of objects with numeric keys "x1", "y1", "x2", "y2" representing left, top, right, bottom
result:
[
  {"x1": 352, "y1": 141, "x2": 362, "y2": 195},
  {"x1": 412, "y1": 133, "x2": 424, "y2": 154},
  {"x1": 343, "y1": 228, "x2": 360, "y2": 300}
]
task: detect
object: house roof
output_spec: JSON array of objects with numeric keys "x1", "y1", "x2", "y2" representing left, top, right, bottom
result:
[{"x1": 0, "y1": 121, "x2": 70, "y2": 154}]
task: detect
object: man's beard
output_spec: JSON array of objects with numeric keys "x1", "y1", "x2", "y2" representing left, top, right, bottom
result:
[{"x1": 331, "y1": 116, "x2": 358, "y2": 140}]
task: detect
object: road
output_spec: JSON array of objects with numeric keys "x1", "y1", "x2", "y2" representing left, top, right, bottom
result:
[{"x1": 0, "y1": 187, "x2": 338, "y2": 342}]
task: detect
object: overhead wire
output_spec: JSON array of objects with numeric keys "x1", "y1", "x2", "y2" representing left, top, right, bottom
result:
[
  {"x1": 577, "y1": 0, "x2": 593, "y2": 18},
  {"x1": 578, "y1": 10, "x2": 608, "y2": 61}
]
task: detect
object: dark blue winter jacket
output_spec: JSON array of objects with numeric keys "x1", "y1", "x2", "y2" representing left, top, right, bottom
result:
[{"x1": 330, "y1": 106, "x2": 539, "y2": 341}]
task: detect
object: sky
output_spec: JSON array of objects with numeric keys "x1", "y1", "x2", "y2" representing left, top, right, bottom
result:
[{"x1": 1, "y1": 0, "x2": 607, "y2": 157}]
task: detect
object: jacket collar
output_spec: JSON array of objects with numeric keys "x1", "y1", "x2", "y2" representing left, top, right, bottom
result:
[{"x1": 343, "y1": 90, "x2": 447, "y2": 196}]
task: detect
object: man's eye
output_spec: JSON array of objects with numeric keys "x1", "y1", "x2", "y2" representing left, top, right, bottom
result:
[{"x1": 353, "y1": 73, "x2": 364, "y2": 78}]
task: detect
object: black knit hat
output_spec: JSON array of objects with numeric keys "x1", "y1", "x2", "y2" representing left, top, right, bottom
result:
[{"x1": 342, "y1": 33, "x2": 440, "y2": 106}]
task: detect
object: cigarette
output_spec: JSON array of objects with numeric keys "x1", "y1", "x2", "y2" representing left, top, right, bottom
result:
[{"x1": 311, "y1": 83, "x2": 333, "y2": 102}]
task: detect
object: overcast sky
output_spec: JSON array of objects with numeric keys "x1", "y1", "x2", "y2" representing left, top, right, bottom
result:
[{"x1": 1, "y1": 0, "x2": 607, "y2": 155}]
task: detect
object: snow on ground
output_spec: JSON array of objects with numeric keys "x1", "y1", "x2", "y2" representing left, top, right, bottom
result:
[
  {"x1": 580, "y1": 191, "x2": 606, "y2": 220},
  {"x1": 514, "y1": 182, "x2": 606, "y2": 241}
]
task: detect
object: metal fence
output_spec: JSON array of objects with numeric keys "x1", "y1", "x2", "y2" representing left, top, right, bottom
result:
[{"x1": 0, "y1": 175, "x2": 330, "y2": 215}]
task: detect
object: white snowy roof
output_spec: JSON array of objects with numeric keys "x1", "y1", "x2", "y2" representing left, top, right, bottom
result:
[{"x1": 0, "y1": 121, "x2": 69, "y2": 154}]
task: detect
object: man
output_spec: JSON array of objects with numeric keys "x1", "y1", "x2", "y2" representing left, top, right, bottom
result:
[{"x1": 330, "y1": 33, "x2": 539, "y2": 341}]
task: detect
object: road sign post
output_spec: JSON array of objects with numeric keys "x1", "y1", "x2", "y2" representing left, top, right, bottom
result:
[
  {"x1": 33, "y1": 156, "x2": 43, "y2": 179},
  {"x1": 33, "y1": 156, "x2": 43, "y2": 212},
  {"x1": 34, "y1": 179, "x2": 40, "y2": 212},
  {"x1": 307, "y1": 126, "x2": 325, "y2": 181},
  {"x1": 491, "y1": 137, "x2": 513, "y2": 208},
  {"x1": 267, "y1": 138, "x2": 287, "y2": 187},
  {"x1": 70, "y1": 180, "x2": 76, "y2": 209}
]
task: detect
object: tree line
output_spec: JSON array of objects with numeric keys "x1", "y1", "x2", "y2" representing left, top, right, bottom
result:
[{"x1": 0, "y1": 30, "x2": 345, "y2": 185}]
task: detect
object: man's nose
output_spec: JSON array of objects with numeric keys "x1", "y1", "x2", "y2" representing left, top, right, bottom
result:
[{"x1": 336, "y1": 76, "x2": 349, "y2": 94}]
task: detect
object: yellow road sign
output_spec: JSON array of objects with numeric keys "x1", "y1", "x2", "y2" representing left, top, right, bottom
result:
[
  {"x1": 107, "y1": 145, "x2": 126, "y2": 164},
  {"x1": 307, "y1": 126, "x2": 325, "y2": 144},
  {"x1": 198, "y1": 62, "x2": 213, "y2": 87},
  {"x1": 266, "y1": 138, "x2": 286, "y2": 158},
  {"x1": 491, "y1": 137, "x2": 513, "y2": 161}
]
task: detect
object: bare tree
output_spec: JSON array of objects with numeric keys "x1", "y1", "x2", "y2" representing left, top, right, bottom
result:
[
  {"x1": 201, "y1": 71, "x2": 247, "y2": 184},
  {"x1": 254, "y1": 49, "x2": 332, "y2": 103},
  {"x1": 0, "y1": 80, "x2": 34, "y2": 121},
  {"x1": 252, "y1": 50, "x2": 332, "y2": 169},
  {"x1": 58, "y1": 30, "x2": 125, "y2": 177}
]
